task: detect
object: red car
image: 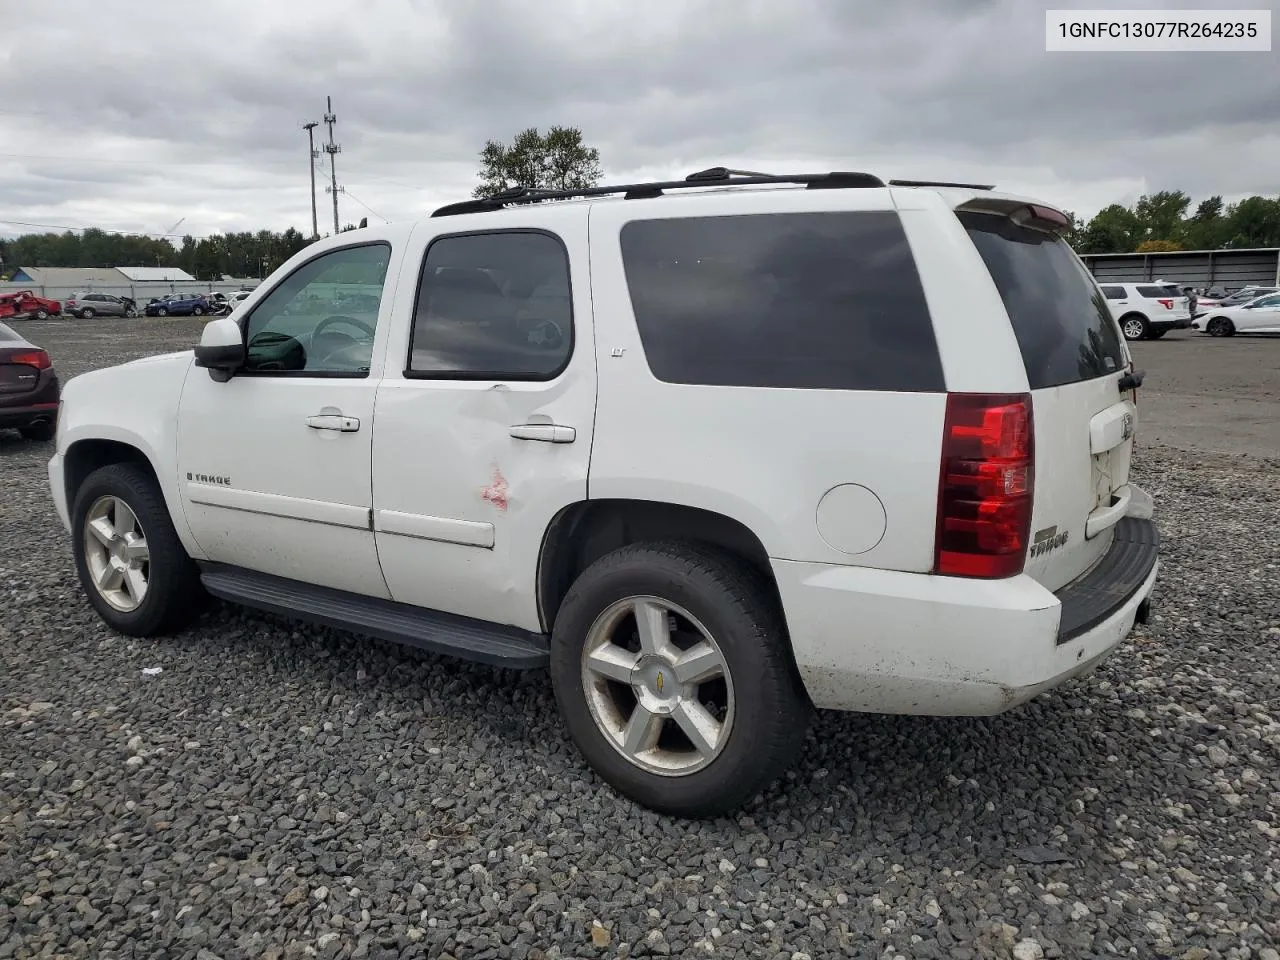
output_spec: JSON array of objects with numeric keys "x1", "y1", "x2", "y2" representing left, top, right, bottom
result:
[
  {"x1": 0, "y1": 290, "x2": 62, "y2": 320},
  {"x1": 0, "y1": 321, "x2": 59, "y2": 441}
]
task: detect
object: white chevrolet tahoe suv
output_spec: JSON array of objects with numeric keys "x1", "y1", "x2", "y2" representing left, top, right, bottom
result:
[{"x1": 48, "y1": 168, "x2": 1160, "y2": 817}]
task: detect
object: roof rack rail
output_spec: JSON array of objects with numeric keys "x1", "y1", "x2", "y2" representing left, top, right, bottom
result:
[
  {"x1": 888, "y1": 178, "x2": 996, "y2": 190},
  {"x1": 431, "y1": 166, "x2": 887, "y2": 217}
]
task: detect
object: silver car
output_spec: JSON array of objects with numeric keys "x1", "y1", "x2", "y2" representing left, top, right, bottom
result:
[{"x1": 64, "y1": 293, "x2": 138, "y2": 319}]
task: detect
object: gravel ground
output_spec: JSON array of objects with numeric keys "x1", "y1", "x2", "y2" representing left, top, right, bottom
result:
[{"x1": 1, "y1": 318, "x2": 1278, "y2": 960}]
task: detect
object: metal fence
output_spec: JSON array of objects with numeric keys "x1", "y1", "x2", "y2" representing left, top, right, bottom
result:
[
  {"x1": 0, "y1": 279, "x2": 261, "y2": 306},
  {"x1": 1079, "y1": 247, "x2": 1280, "y2": 290}
]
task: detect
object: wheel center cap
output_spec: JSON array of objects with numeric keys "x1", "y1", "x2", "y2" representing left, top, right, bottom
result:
[
  {"x1": 109, "y1": 536, "x2": 128, "y2": 564},
  {"x1": 631, "y1": 656, "x2": 680, "y2": 713}
]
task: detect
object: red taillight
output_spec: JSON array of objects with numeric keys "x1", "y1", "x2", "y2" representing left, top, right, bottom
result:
[
  {"x1": 10, "y1": 350, "x2": 51, "y2": 370},
  {"x1": 934, "y1": 393, "x2": 1034, "y2": 579},
  {"x1": 1157, "y1": 298, "x2": 1173, "y2": 309}
]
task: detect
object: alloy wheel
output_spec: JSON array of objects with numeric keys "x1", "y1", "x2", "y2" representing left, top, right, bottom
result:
[
  {"x1": 580, "y1": 596, "x2": 735, "y2": 777},
  {"x1": 82, "y1": 495, "x2": 150, "y2": 612}
]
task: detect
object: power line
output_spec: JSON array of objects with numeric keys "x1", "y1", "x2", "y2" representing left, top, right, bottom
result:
[
  {"x1": 0, "y1": 217, "x2": 211, "y2": 239},
  {"x1": 342, "y1": 189, "x2": 390, "y2": 223},
  {"x1": 0, "y1": 150, "x2": 428, "y2": 192}
]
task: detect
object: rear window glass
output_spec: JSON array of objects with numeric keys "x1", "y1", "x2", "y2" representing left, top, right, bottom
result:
[
  {"x1": 959, "y1": 211, "x2": 1126, "y2": 389},
  {"x1": 618, "y1": 211, "x2": 944, "y2": 391}
]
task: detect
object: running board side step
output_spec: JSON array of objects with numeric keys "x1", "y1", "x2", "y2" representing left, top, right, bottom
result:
[{"x1": 198, "y1": 563, "x2": 550, "y2": 669}]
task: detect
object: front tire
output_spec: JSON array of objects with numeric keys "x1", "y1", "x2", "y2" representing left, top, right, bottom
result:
[
  {"x1": 1207, "y1": 317, "x2": 1235, "y2": 337},
  {"x1": 550, "y1": 541, "x2": 811, "y2": 818},
  {"x1": 71, "y1": 463, "x2": 204, "y2": 636},
  {"x1": 34, "y1": 309, "x2": 49, "y2": 320},
  {"x1": 1120, "y1": 314, "x2": 1148, "y2": 341}
]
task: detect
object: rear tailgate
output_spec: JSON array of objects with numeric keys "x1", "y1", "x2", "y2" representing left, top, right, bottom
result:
[{"x1": 959, "y1": 207, "x2": 1136, "y2": 592}]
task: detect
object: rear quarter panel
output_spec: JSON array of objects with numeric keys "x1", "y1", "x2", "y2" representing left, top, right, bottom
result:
[{"x1": 586, "y1": 189, "x2": 969, "y2": 571}]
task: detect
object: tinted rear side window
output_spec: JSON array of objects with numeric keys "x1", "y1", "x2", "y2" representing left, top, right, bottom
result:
[
  {"x1": 959, "y1": 211, "x2": 1126, "y2": 389},
  {"x1": 618, "y1": 211, "x2": 944, "y2": 391},
  {"x1": 1100, "y1": 285, "x2": 1127, "y2": 300},
  {"x1": 1137, "y1": 285, "x2": 1173, "y2": 298}
]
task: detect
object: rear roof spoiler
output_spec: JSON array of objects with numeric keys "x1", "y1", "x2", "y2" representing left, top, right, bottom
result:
[{"x1": 955, "y1": 196, "x2": 1072, "y2": 233}]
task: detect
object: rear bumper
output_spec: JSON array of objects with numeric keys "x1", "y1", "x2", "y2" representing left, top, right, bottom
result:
[
  {"x1": 775, "y1": 496, "x2": 1159, "y2": 716},
  {"x1": 0, "y1": 370, "x2": 60, "y2": 429},
  {"x1": 0, "y1": 402, "x2": 59, "y2": 429}
]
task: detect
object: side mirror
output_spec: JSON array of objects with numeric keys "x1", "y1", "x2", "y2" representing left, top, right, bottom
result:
[{"x1": 193, "y1": 316, "x2": 246, "y2": 382}]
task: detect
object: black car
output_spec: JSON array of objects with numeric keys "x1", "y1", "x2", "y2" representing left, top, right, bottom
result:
[{"x1": 0, "y1": 321, "x2": 60, "y2": 441}]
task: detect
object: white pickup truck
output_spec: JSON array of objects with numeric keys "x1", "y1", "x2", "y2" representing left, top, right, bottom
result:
[{"x1": 48, "y1": 168, "x2": 1160, "y2": 816}]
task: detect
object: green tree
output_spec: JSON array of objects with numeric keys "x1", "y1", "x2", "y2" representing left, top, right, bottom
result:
[
  {"x1": 1221, "y1": 195, "x2": 1280, "y2": 248},
  {"x1": 1184, "y1": 196, "x2": 1227, "y2": 250},
  {"x1": 473, "y1": 125, "x2": 603, "y2": 198},
  {"x1": 1077, "y1": 204, "x2": 1143, "y2": 254},
  {"x1": 1132, "y1": 190, "x2": 1191, "y2": 246}
]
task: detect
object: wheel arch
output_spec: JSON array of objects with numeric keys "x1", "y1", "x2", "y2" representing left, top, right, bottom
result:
[
  {"x1": 61, "y1": 432, "x2": 206, "y2": 560},
  {"x1": 64, "y1": 438, "x2": 161, "y2": 514},
  {"x1": 537, "y1": 498, "x2": 780, "y2": 633}
]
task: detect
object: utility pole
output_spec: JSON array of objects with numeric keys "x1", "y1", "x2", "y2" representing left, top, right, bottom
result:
[
  {"x1": 323, "y1": 97, "x2": 342, "y2": 235},
  {"x1": 302, "y1": 121, "x2": 320, "y2": 240}
]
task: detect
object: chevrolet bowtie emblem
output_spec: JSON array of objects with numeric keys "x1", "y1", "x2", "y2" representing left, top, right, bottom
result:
[{"x1": 655, "y1": 671, "x2": 664, "y2": 694}]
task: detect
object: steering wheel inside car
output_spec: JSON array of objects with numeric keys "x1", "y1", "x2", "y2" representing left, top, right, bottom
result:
[
  {"x1": 310, "y1": 314, "x2": 377, "y2": 367},
  {"x1": 515, "y1": 317, "x2": 565, "y2": 350}
]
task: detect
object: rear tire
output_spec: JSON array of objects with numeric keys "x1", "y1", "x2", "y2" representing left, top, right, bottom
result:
[
  {"x1": 71, "y1": 463, "x2": 204, "y2": 637},
  {"x1": 125, "y1": 308, "x2": 137, "y2": 318},
  {"x1": 550, "y1": 541, "x2": 811, "y2": 818},
  {"x1": 80, "y1": 308, "x2": 95, "y2": 319},
  {"x1": 19, "y1": 421, "x2": 55, "y2": 442},
  {"x1": 193, "y1": 306, "x2": 205, "y2": 316},
  {"x1": 1120, "y1": 314, "x2": 1148, "y2": 341},
  {"x1": 1207, "y1": 317, "x2": 1234, "y2": 337},
  {"x1": 157, "y1": 308, "x2": 168, "y2": 317}
]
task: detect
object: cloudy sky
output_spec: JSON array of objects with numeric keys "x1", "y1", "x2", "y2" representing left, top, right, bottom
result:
[{"x1": 2, "y1": 0, "x2": 1277, "y2": 242}]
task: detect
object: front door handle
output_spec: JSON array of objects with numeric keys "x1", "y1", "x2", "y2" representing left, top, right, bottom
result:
[
  {"x1": 509, "y1": 422, "x2": 576, "y2": 443},
  {"x1": 306, "y1": 414, "x2": 360, "y2": 432}
]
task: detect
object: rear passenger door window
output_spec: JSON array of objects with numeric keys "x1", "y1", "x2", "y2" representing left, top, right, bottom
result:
[
  {"x1": 407, "y1": 231, "x2": 573, "y2": 380},
  {"x1": 618, "y1": 211, "x2": 944, "y2": 391}
]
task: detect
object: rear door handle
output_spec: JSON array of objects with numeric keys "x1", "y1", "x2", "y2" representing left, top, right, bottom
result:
[
  {"x1": 509, "y1": 422, "x2": 576, "y2": 443},
  {"x1": 306, "y1": 414, "x2": 360, "y2": 432}
]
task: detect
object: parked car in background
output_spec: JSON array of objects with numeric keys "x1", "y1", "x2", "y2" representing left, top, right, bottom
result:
[
  {"x1": 1098, "y1": 282, "x2": 1193, "y2": 340},
  {"x1": 226, "y1": 291, "x2": 252, "y2": 311},
  {"x1": 1152, "y1": 279, "x2": 1196, "y2": 317},
  {"x1": 0, "y1": 321, "x2": 59, "y2": 440},
  {"x1": 0, "y1": 290, "x2": 62, "y2": 320},
  {"x1": 145, "y1": 293, "x2": 211, "y2": 317},
  {"x1": 1191, "y1": 292, "x2": 1280, "y2": 337},
  {"x1": 1193, "y1": 285, "x2": 1278, "y2": 315},
  {"x1": 64, "y1": 293, "x2": 138, "y2": 319}
]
